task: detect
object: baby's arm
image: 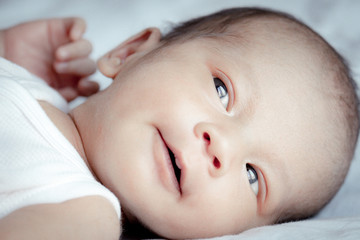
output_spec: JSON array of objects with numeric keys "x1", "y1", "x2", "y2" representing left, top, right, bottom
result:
[
  {"x1": 0, "y1": 196, "x2": 121, "y2": 240},
  {"x1": 0, "y1": 17, "x2": 98, "y2": 101}
]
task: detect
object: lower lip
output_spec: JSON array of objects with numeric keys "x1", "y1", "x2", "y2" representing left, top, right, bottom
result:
[{"x1": 153, "y1": 129, "x2": 181, "y2": 195}]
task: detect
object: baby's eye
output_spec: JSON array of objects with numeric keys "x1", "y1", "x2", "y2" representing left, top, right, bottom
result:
[
  {"x1": 213, "y1": 77, "x2": 229, "y2": 109},
  {"x1": 246, "y1": 164, "x2": 259, "y2": 196}
]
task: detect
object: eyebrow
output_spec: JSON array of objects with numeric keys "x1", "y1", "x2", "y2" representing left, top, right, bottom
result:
[
  {"x1": 223, "y1": 46, "x2": 259, "y2": 122},
  {"x1": 257, "y1": 148, "x2": 290, "y2": 216},
  {"x1": 235, "y1": 84, "x2": 259, "y2": 121}
]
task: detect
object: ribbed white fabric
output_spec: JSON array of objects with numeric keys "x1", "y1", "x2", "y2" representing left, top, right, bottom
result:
[{"x1": 0, "y1": 58, "x2": 120, "y2": 219}]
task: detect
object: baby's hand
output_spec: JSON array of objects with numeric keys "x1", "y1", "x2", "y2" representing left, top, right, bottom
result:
[{"x1": 1, "y1": 18, "x2": 98, "y2": 101}]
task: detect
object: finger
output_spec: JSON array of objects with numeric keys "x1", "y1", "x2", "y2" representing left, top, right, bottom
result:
[
  {"x1": 77, "y1": 79, "x2": 100, "y2": 96},
  {"x1": 58, "y1": 87, "x2": 78, "y2": 102},
  {"x1": 63, "y1": 17, "x2": 86, "y2": 41},
  {"x1": 54, "y1": 58, "x2": 96, "y2": 76},
  {"x1": 56, "y1": 39, "x2": 93, "y2": 61}
]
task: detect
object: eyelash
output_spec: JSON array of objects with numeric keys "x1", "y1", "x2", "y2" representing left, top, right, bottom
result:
[
  {"x1": 246, "y1": 164, "x2": 259, "y2": 196},
  {"x1": 212, "y1": 71, "x2": 234, "y2": 112}
]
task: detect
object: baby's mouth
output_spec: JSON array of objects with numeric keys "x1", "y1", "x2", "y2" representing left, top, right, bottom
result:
[{"x1": 167, "y1": 146, "x2": 181, "y2": 190}]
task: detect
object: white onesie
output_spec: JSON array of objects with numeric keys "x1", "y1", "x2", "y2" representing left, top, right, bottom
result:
[{"x1": 0, "y1": 58, "x2": 120, "y2": 219}]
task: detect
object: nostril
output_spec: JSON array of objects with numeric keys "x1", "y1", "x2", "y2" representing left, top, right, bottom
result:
[
  {"x1": 203, "y1": 132, "x2": 210, "y2": 142},
  {"x1": 213, "y1": 158, "x2": 221, "y2": 169}
]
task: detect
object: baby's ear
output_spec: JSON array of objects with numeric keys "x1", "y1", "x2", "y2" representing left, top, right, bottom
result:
[{"x1": 98, "y1": 28, "x2": 161, "y2": 78}]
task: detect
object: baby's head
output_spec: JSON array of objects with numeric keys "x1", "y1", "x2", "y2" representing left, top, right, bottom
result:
[{"x1": 73, "y1": 7, "x2": 359, "y2": 239}]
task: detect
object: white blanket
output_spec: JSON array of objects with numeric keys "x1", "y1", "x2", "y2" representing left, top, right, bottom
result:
[{"x1": 0, "y1": 0, "x2": 359, "y2": 239}]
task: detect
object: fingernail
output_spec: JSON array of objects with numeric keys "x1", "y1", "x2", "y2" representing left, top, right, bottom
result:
[
  {"x1": 71, "y1": 29, "x2": 82, "y2": 41},
  {"x1": 58, "y1": 49, "x2": 68, "y2": 59},
  {"x1": 109, "y1": 57, "x2": 121, "y2": 66},
  {"x1": 55, "y1": 62, "x2": 67, "y2": 72}
]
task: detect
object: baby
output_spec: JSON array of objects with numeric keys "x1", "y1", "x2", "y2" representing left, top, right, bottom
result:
[{"x1": 0, "y1": 7, "x2": 359, "y2": 239}]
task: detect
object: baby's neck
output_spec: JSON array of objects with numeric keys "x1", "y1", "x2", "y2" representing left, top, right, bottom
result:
[{"x1": 38, "y1": 100, "x2": 90, "y2": 167}]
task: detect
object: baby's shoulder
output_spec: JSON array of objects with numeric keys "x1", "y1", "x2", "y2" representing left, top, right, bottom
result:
[{"x1": 39, "y1": 100, "x2": 87, "y2": 160}]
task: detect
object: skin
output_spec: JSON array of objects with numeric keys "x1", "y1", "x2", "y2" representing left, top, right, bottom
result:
[{"x1": 71, "y1": 24, "x2": 335, "y2": 238}]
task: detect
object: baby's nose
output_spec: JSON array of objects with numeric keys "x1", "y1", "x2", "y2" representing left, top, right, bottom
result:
[{"x1": 194, "y1": 122, "x2": 231, "y2": 178}]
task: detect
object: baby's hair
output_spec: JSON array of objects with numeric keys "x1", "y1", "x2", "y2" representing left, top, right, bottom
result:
[{"x1": 160, "y1": 7, "x2": 360, "y2": 224}]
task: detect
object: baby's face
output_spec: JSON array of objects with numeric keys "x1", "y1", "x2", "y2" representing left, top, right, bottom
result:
[{"x1": 89, "y1": 33, "x2": 330, "y2": 238}]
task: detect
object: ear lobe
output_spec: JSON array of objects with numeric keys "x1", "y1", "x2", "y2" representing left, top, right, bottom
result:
[{"x1": 98, "y1": 27, "x2": 161, "y2": 78}]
